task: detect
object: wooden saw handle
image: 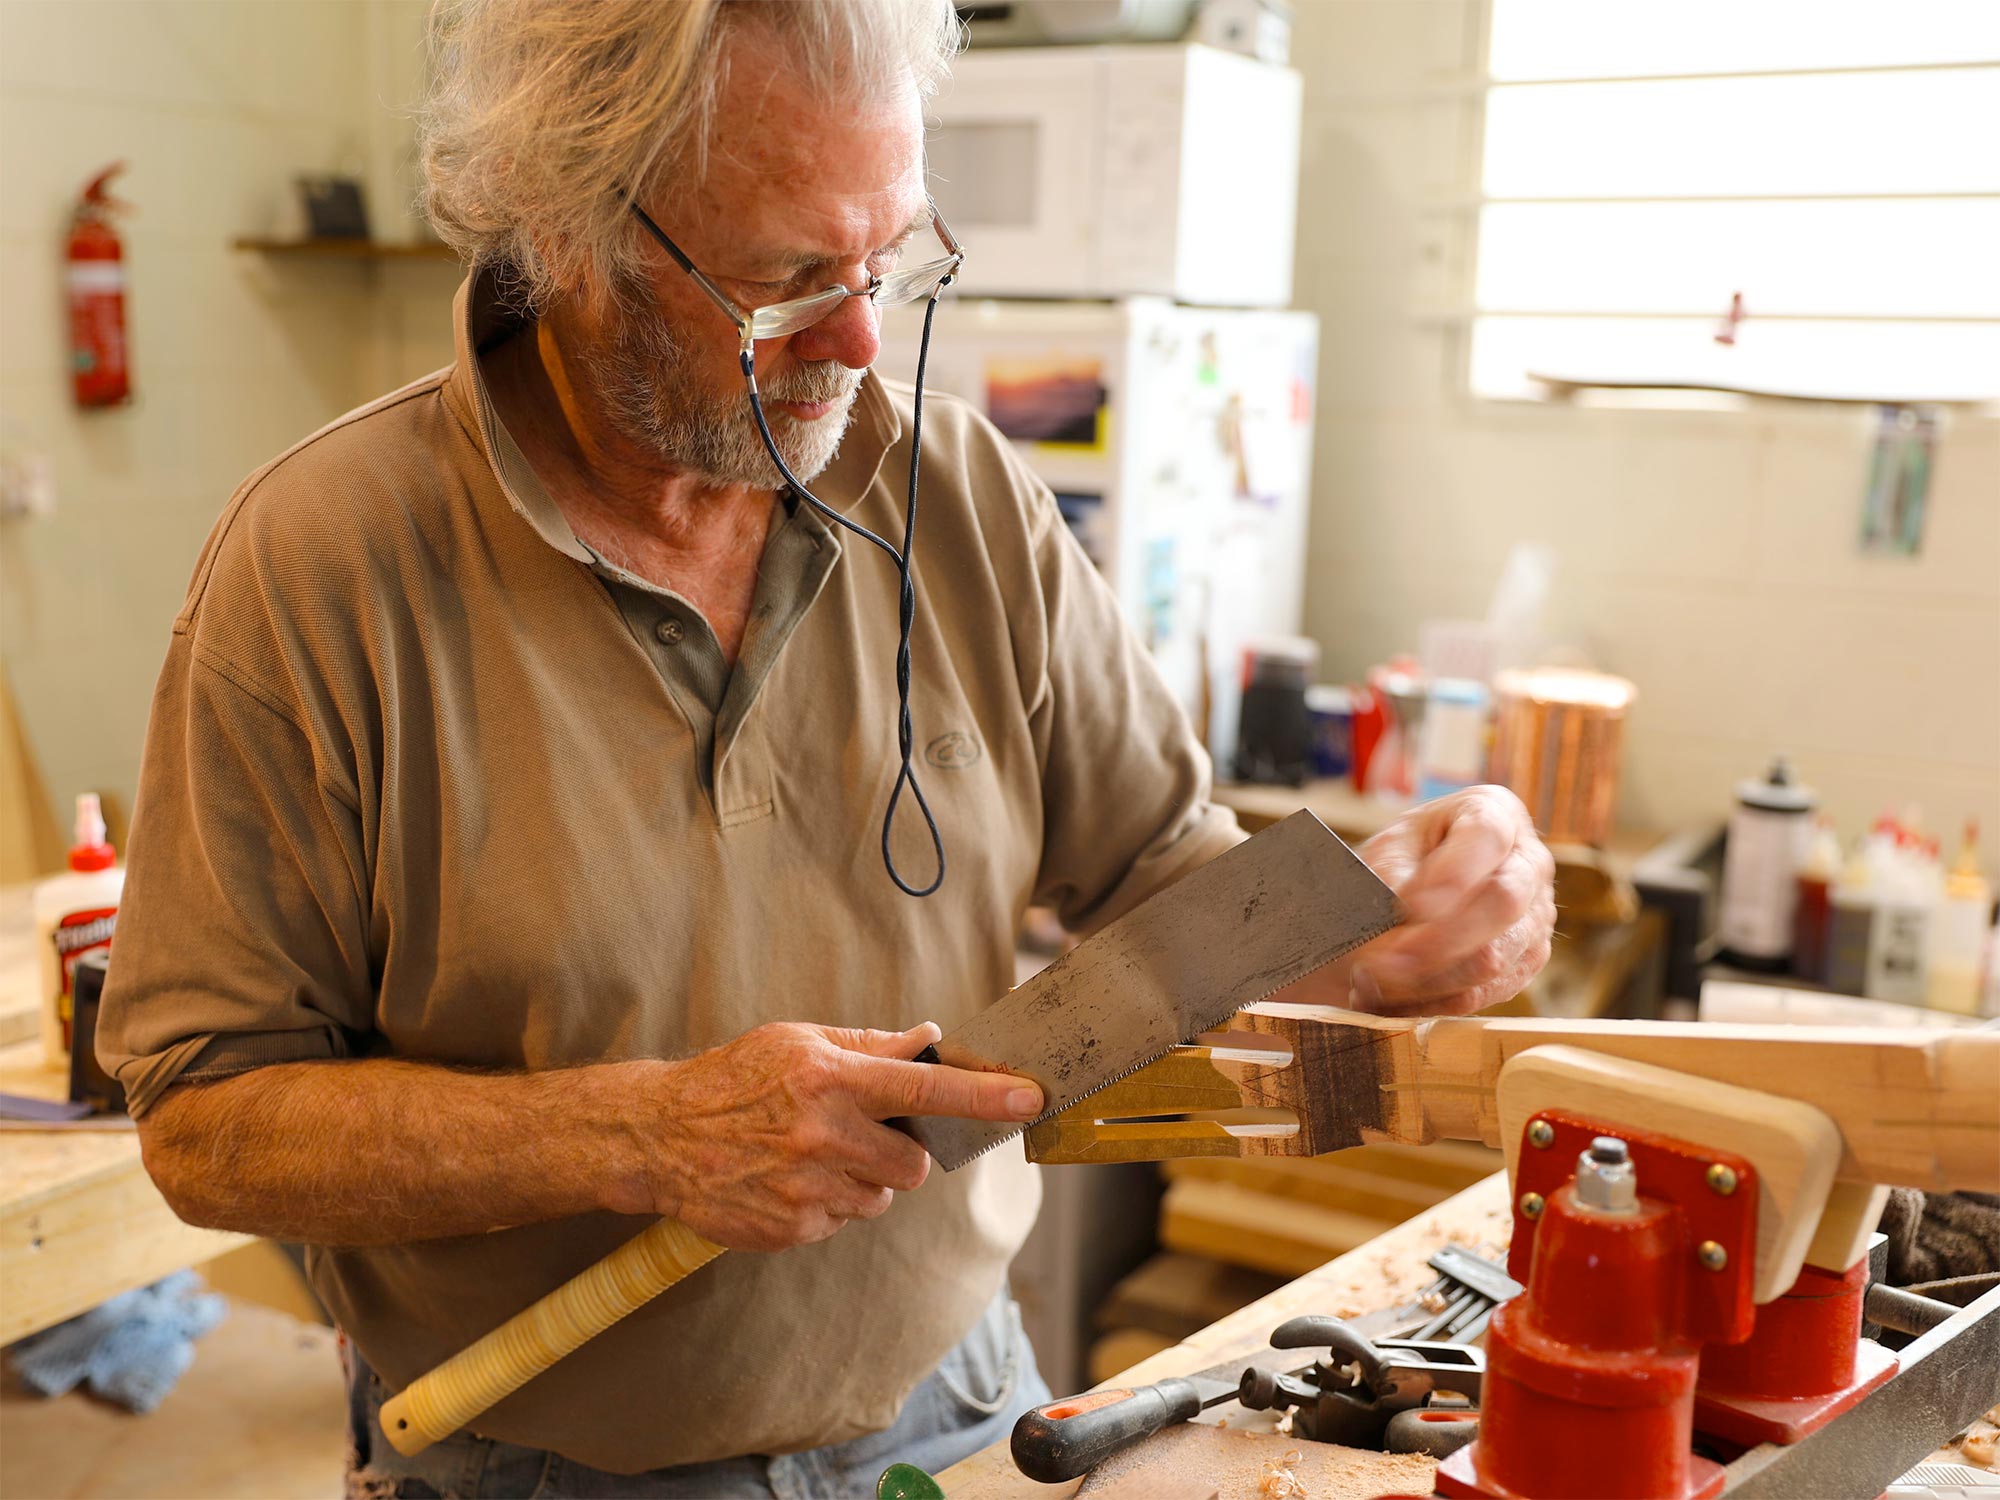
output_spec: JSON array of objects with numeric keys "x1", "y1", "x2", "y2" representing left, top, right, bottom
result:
[{"x1": 379, "y1": 1216, "x2": 724, "y2": 1456}]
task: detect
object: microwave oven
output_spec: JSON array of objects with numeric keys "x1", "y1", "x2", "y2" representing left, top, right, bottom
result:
[{"x1": 925, "y1": 44, "x2": 1302, "y2": 306}]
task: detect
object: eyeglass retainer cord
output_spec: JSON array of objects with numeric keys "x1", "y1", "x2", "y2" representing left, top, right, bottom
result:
[{"x1": 739, "y1": 281, "x2": 952, "y2": 897}]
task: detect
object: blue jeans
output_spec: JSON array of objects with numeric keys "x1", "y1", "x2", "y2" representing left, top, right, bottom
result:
[{"x1": 344, "y1": 1290, "x2": 1051, "y2": 1499}]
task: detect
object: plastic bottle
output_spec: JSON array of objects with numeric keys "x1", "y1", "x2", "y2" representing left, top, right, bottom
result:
[
  {"x1": 1417, "y1": 678, "x2": 1490, "y2": 802},
  {"x1": 34, "y1": 794, "x2": 124, "y2": 1071},
  {"x1": 1865, "y1": 832, "x2": 1939, "y2": 1007},
  {"x1": 1791, "y1": 817, "x2": 1841, "y2": 983},
  {"x1": 1824, "y1": 841, "x2": 1876, "y2": 998},
  {"x1": 1927, "y1": 823, "x2": 1992, "y2": 1014},
  {"x1": 1718, "y1": 756, "x2": 1817, "y2": 970}
]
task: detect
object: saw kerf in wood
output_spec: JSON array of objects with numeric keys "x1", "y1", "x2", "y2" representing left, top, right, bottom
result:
[{"x1": 1024, "y1": 1007, "x2": 2000, "y2": 1194}]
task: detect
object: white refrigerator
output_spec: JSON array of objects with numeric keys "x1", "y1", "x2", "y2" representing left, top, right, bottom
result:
[{"x1": 876, "y1": 296, "x2": 1318, "y2": 770}]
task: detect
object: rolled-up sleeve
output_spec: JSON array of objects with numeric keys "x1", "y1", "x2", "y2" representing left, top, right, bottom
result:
[{"x1": 98, "y1": 631, "x2": 375, "y2": 1116}]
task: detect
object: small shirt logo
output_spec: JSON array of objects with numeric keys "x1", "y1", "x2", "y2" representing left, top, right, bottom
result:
[{"x1": 924, "y1": 731, "x2": 982, "y2": 770}]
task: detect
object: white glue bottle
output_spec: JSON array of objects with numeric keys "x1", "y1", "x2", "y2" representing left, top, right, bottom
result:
[
  {"x1": 34, "y1": 793, "x2": 124, "y2": 1071},
  {"x1": 1718, "y1": 756, "x2": 1816, "y2": 971}
]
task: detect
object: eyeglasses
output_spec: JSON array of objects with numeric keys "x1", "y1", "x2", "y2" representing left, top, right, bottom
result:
[{"x1": 628, "y1": 199, "x2": 963, "y2": 353}]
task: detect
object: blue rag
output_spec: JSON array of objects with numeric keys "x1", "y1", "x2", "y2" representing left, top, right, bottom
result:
[{"x1": 9, "y1": 1270, "x2": 228, "y2": 1414}]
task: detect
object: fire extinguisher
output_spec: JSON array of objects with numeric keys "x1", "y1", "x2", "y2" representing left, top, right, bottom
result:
[{"x1": 67, "y1": 163, "x2": 132, "y2": 408}]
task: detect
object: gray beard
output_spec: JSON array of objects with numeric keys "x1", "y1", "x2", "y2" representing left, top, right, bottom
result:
[{"x1": 583, "y1": 292, "x2": 863, "y2": 489}]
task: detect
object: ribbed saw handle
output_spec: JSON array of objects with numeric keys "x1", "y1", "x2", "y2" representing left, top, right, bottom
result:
[{"x1": 379, "y1": 1216, "x2": 725, "y2": 1456}]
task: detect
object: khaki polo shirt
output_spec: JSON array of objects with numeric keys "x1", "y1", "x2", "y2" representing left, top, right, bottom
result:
[{"x1": 98, "y1": 271, "x2": 1241, "y2": 1472}]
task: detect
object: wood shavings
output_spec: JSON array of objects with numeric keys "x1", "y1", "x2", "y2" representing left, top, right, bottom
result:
[
  {"x1": 1075, "y1": 1422, "x2": 1436, "y2": 1500},
  {"x1": 1956, "y1": 1427, "x2": 1996, "y2": 1469},
  {"x1": 1257, "y1": 1450, "x2": 1308, "y2": 1500}
]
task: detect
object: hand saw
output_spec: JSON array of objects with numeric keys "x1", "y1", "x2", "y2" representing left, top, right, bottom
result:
[{"x1": 906, "y1": 810, "x2": 1402, "y2": 1171}]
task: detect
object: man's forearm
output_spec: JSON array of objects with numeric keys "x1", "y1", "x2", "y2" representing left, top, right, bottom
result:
[{"x1": 138, "y1": 1056, "x2": 657, "y2": 1247}]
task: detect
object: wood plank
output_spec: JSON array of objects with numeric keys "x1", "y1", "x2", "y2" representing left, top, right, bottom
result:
[
  {"x1": 0, "y1": 885, "x2": 45, "y2": 1048},
  {"x1": 937, "y1": 1172, "x2": 1514, "y2": 1500},
  {"x1": 1160, "y1": 1177, "x2": 1398, "y2": 1278},
  {"x1": 1092, "y1": 1254, "x2": 1287, "y2": 1342},
  {"x1": 1077, "y1": 1422, "x2": 1433, "y2": 1500},
  {"x1": 0, "y1": 1038, "x2": 248, "y2": 1342},
  {"x1": 1162, "y1": 1155, "x2": 1466, "y2": 1222},
  {"x1": 1032, "y1": 1010, "x2": 2000, "y2": 1193},
  {"x1": 232, "y1": 236, "x2": 459, "y2": 261},
  {"x1": 1418, "y1": 1017, "x2": 2000, "y2": 1192},
  {"x1": 1, "y1": 1166, "x2": 247, "y2": 1344},
  {"x1": 1086, "y1": 1329, "x2": 1177, "y2": 1386}
]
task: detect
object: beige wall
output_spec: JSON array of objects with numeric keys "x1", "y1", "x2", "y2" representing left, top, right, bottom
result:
[
  {"x1": 0, "y1": 0, "x2": 457, "y2": 844},
  {"x1": 3, "y1": 0, "x2": 1994, "y2": 858},
  {"x1": 1291, "y1": 0, "x2": 2000, "y2": 846}
]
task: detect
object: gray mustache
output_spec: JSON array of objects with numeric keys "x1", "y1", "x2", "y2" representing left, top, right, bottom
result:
[{"x1": 764, "y1": 364, "x2": 861, "y2": 405}]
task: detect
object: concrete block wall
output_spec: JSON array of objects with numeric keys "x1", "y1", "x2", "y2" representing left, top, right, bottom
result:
[
  {"x1": 0, "y1": 0, "x2": 458, "y2": 839},
  {"x1": 1290, "y1": 0, "x2": 2000, "y2": 846},
  {"x1": 3, "y1": 0, "x2": 1993, "y2": 862}
]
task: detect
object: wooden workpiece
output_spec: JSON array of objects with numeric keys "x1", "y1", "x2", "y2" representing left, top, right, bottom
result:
[
  {"x1": 937, "y1": 1172, "x2": 1515, "y2": 1500},
  {"x1": 1028, "y1": 1008, "x2": 2000, "y2": 1193},
  {"x1": 0, "y1": 1039, "x2": 247, "y2": 1344}
]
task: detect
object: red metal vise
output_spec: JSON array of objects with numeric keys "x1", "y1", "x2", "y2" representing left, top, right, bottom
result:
[{"x1": 1436, "y1": 1111, "x2": 1762, "y2": 1500}]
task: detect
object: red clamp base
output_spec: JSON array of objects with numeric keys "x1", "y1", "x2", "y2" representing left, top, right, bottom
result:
[
  {"x1": 1694, "y1": 1259, "x2": 1899, "y2": 1446},
  {"x1": 1436, "y1": 1444, "x2": 1724, "y2": 1500},
  {"x1": 1437, "y1": 1112, "x2": 1757, "y2": 1500}
]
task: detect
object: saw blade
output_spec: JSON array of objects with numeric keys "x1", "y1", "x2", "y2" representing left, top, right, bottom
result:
[{"x1": 908, "y1": 811, "x2": 1400, "y2": 1170}]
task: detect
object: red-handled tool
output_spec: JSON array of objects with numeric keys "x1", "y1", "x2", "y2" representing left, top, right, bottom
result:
[{"x1": 1011, "y1": 1364, "x2": 1249, "y2": 1483}]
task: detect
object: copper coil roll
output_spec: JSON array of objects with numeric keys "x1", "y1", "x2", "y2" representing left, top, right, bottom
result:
[{"x1": 1488, "y1": 669, "x2": 1638, "y2": 847}]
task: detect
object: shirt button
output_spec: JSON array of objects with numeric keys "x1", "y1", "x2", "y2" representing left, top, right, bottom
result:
[{"x1": 656, "y1": 618, "x2": 684, "y2": 645}]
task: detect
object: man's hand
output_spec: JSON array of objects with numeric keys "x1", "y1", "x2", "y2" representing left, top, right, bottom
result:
[
  {"x1": 631, "y1": 1021, "x2": 1042, "y2": 1254},
  {"x1": 1344, "y1": 785, "x2": 1556, "y2": 1016}
]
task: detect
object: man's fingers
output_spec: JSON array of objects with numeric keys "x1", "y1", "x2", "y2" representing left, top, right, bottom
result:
[
  {"x1": 1396, "y1": 793, "x2": 1522, "y2": 922},
  {"x1": 1353, "y1": 895, "x2": 1555, "y2": 1015},
  {"x1": 818, "y1": 1022, "x2": 941, "y2": 1060},
  {"x1": 839, "y1": 1052, "x2": 1043, "y2": 1122},
  {"x1": 832, "y1": 1176, "x2": 897, "y2": 1222},
  {"x1": 1366, "y1": 843, "x2": 1544, "y2": 986},
  {"x1": 845, "y1": 1122, "x2": 933, "y2": 1193}
]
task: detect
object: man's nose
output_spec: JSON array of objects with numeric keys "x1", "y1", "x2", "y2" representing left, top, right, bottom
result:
[{"x1": 790, "y1": 291, "x2": 881, "y2": 371}]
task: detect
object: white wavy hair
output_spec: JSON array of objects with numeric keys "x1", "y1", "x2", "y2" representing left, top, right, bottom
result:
[{"x1": 420, "y1": 0, "x2": 961, "y2": 311}]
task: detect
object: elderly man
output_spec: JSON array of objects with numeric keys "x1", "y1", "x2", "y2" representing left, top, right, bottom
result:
[{"x1": 100, "y1": 1, "x2": 1554, "y2": 1495}]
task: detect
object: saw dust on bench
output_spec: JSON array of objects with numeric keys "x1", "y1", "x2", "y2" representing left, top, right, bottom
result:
[{"x1": 1075, "y1": 1422, "x2": 1436, "y2": 1500}]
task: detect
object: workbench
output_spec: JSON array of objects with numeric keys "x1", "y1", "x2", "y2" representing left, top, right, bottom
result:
[
  {"x1": 0, "y1": 885, "x2": 247, "y2": 1346},
  {"x1": 939, "y1": 1171, "x2": 1514, "y2": 1500}
]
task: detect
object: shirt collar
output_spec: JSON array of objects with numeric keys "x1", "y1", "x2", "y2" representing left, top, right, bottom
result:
[{"x1": 441, "y1": 265, "x2": 903, "y2": 557}]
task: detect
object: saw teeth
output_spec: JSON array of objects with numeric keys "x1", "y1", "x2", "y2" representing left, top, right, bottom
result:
[{"x1": 934, "y1": 918, "x2": 1395, "y2": 1170}]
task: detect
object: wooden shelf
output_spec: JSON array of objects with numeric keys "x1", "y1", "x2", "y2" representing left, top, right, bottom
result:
[
  {"x1": 232, "y1": 237, "x2": 459, "y2": 262},
  {"x1": 1528, "y1": 372, "x2": 1994, "y2": 407}
]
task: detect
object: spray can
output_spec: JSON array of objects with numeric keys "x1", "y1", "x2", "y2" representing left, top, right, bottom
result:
[
  {"x1": 33, "y1": 794, "x2": 125, "y2": 1071},
  {"x1": 1718, "y1": 757, "x2": 1816, "y2": 970}
]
